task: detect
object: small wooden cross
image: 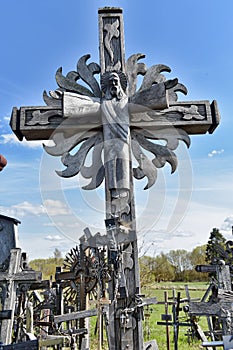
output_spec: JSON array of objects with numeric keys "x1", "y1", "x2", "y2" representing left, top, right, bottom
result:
[{"x1": 0, "y1": 249, "x2": 41, "y2": 345}]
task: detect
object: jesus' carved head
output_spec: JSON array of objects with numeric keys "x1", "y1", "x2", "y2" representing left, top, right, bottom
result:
[{"x1": 101, "y1": 71, "x2": 127, "y2": 100}]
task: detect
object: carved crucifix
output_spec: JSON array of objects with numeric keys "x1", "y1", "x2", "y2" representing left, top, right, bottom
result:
[{"x1": 10, "y1": 7, "x2": 220, "y2": 350}]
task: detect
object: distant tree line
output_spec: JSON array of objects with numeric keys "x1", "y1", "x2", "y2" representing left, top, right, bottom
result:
[
  {"x1": 139, "y1": 245, "x2": 208, "y2": 285},
  {"x1": 139, "y1": 228, "x2": 229, "y2": 286},
  {"x1": 29, "y1": 248, "x2": 63, "y2": 280},
  {"x1": 29, "y1": 228, "x2": 229, "y2": 285}
]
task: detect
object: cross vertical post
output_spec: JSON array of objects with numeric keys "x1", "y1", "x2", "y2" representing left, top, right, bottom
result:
[
  {"x1": 0, "y1": 249, "x2": 21, "y2": 345},
  {"x1": 98, "y1": 8, "x2": 126, "y2": 74},
  {"x1": 98, "y1": 8, "x2": 143, "y2": 350}
]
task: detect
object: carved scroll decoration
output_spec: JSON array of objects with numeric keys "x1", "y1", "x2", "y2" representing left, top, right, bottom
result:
[
  {"x1": 28, "y1": 110, "x2": 62, "y2": 126},
  {"x1": 135, "y1": 105, "x2": 205, "y2": 122}
]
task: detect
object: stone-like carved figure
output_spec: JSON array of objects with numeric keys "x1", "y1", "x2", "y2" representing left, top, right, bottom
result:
[
  {"x1": 101, "y1": 71, "x2": 131, "y2": 216},
  {"x1": 63, "y1": 71, "x2": 132, "y2": 217}
]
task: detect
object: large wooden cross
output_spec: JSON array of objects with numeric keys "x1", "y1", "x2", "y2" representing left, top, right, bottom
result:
[{"x1": 10, "y1": 7, "x2": 220, "y2": 350}]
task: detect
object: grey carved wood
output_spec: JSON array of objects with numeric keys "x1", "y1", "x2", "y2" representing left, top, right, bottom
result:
[
  {"x1": 193, "y1": 258, "x2": 233, "y2": 341},
  {"x1": 0, "y1": 248, "x2": 41, "y2": 345},
  {"x1": 0, "y1": 215, "x2": 20, "y2": 271},
  {"x1": 0, "y1": 340, "x2": 38, "y2": 349},
  {"x1": 0, "y1": 217, "x2": 43, "y2": 347},
  {"x1": 9, "y1": 6, "x2": 220, "y2": 350}
]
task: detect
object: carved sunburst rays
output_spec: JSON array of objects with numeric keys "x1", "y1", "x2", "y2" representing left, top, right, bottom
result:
[
  {"x1": 131, "y1": 128, "x2": 190, "y2": 190},
  {"x1": 126, "y1": 53, "x2": 188, "y2": 101},
  {"x1": 45, "y1": 126, "x2": 190, "y2": 191},
  {"x1": 44, "y1": 130, "x2": 105, "y2": 190},
  {"x1": 43, "y1": 55, "x2": 101, "y2": 107},
  {"x1": 43, "y1": 53, "x2": 187, "y2": 106},
  {"x1": 43, "y1": 53, "x2": 190, "y2": 190}
]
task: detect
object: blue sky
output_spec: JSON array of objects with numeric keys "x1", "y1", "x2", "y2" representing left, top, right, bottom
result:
[{"x1": 0, "y1": 0, "x2": 233, "y2": 259}]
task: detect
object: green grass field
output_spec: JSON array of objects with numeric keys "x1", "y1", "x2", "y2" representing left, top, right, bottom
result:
[
  {"x1": 88, "y1": 282, "x2": 210, "y2": 349},
  {"x1": 142, "y1": 281, "x2": 210, "y2": 350}
]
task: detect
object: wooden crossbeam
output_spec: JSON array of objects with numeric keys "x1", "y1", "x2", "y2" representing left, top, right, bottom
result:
[
  {"x1": 202, "y1": 335, "x2": 233, "y2": 350},
  {"x1": 54, "y1": 308, "x2": 97, "y2": 324},
  {"x1": 0, "y1": 311, "x2": 12, "y2": 321},
  {"x1": 0, "y1": 340, "x2": 38, "y2": 349},
  {"x1": 39, "y1": 335, "x2": 67, "y2": 347},
  {"x1": 11, "y1": 100, "x2": 220, "y2": 142},
  {"x1": 189, "y1": 302, "x2": 221, "y2": 316}
]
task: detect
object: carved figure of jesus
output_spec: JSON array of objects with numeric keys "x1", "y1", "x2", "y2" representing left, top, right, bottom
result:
[
  {"x1": 100, "y1": 71, "x2": 131, "y2": 215},
  {"x1": 63, "y1": 70, "x2": 131, "y2": 217}
]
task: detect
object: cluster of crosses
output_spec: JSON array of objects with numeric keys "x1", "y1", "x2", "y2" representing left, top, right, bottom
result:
[
  {"x1": 0, "y1": 6, "x2": 223, "y2": 350},
  {"x1": 156, "y1": 246, "x2": 233, "y2": 350}
]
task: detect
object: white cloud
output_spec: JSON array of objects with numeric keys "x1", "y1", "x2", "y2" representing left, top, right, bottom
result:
[
  {"x1": 0, "y1": 133, "x2": 44, "y2": 149},
  {"x1": 43, "y1": 199, "x2": 71, "y2": 216},
  {"x1": 20, "y1": 234, "x2": 75, "y2": 260},
  {"x1": 208, "y1": 149, "x2": 224, "y2": 157},
  {"x1": 0, "y1": 201, "x2": 45, "y2": 218},
  {"x1": 0, "y1": 199, "x2": 71, "y2": 219},
  {"x1": 0, "y1": 134, "x2": 16, "y2": 144},
  {"x1": 44, "y1": 221, "x2": 80, "y2": 229},
  {"x1": 139, "y1": 229, "x2": 193, "y2": 242},
  {"x1": 173, "y1": 230, "x2": 193, "y2": 238},
  {"x1": 44, "y1": 235, "x2": 63, "y2": 241},
  {"x1": 221, "y1": 215, "x2": 233, "y2": 232}
]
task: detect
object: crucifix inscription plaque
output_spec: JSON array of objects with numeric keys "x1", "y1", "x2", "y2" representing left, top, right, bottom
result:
[{"x1": 10, "y1": 7, "x2": 220, "y2": 350}]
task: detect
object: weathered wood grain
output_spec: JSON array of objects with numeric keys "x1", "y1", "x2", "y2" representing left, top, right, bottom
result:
[
  {"x1": 0, "y1": 249, "x2": 41, "y2": 345},
  {"x1": 54, "y1": 308, "x2": 97, "y2": 323}
]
